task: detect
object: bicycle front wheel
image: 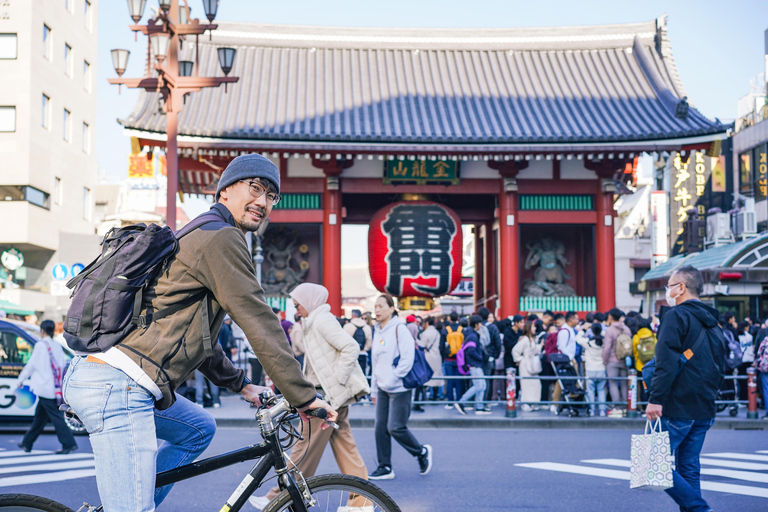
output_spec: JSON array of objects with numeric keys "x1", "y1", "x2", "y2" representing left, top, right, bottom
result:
[
  {"x1": 0, "y1": 494, "x2": 75, "y2": 512},
  {"x1": 263, "y1": 474, "x2": 401, "y2": 512}
]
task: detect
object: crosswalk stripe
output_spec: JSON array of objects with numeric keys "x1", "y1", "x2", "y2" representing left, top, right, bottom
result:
[
  {"x1": 700, "y1": 458, "x2": 768, "y2": 471},
  {"x1": 0, "y1": 459, "x2": 95, "y2": 475},
  {"x1": 0, "y1": 454, "x2": 93, "y2": 466},
  {"x1": 704, "y1": 452, "x2": 768, "y2": 463},
  {"x1": 0, "y1": 468, "x2": 96, "y2": 487},
  {"x1": 582, "y1": 459, "x2": 768, "y2": 484},
  {"x1": 515, "y1": 462, "x2": 768, "y2": 498},
  {"x1": 0, "y1": 450, "x2": 51, "y2": 458}
]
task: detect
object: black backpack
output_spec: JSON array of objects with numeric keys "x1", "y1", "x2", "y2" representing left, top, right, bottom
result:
[
  {"x1": 352, "y1": 325, "x2": 366, "y2": 350},
  {"x1": 63, "y1": 213, "x2": 223, "y2": 353}
]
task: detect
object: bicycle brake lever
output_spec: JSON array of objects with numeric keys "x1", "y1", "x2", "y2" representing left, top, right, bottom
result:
[{"x1": 305, "y1": 408, "x2": 340, "y2": 430}]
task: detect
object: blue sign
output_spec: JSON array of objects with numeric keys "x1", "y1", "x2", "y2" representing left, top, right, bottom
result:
[
  {"x1": 71, "y1": 263, "x2": 85, "y2": 277},
  {"x1": 52, "y1": 264, "x2": 68, "y2": 281}
]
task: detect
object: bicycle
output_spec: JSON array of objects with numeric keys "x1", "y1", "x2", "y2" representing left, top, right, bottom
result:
[{"x1": 0, "y1": 390, "x2": 401, "y2": 512}]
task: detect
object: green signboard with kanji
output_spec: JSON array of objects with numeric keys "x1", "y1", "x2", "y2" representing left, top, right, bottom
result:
[{"x1": 384, "y1": 159, "x2": 460, "y2": 185}]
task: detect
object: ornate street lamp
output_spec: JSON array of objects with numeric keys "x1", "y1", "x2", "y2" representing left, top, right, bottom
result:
[
  {"x1": 202, "y1": 0, "x2": 219, "y2": 22},
  {"x1": 178, "y1": 60, "x2": 193, "y2": 76},
  {"x1": 150, "y1": 32, "x2": 170, "y2": 62},
  {"x1": 126, "y1": 0, "x2": 147, "y2": 23},
  {"x1": 108, "y1": 0, "x2": 238, "y2": 229}
]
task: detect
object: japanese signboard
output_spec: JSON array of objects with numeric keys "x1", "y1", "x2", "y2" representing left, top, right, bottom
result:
[
  {"x1": 740, "y1": 152, "x2": 752, "y2": 195},
  {"x1": 712, "y1": 155, "x2": 727, "y2": 193},
  {"x1": 650, "y1": 191, "x2": 669, "y2": 267},
  {"x1": 368, "y1": 201, "x2": 463, "y2": 297},
  {"x1": 128, "y1": 154, "x2": 154, "y2": 178},
  {"x1": 383, "y1": 159, "x2": 459, "y2": 185},
  {"x1": 670, "y1": 152, "x2": 712, "y2": 256},
  {"x1": 755, "y1": 144, "x2": 767, "y2": 200}
]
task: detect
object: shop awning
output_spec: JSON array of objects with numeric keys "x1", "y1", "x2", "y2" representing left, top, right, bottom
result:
[{"x1": 0, "y1": 299, "x2": 35, "y2": 316}]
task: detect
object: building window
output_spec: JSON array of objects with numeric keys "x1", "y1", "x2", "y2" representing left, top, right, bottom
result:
[
  {"x1": 84, "y1": 1, "x2": 92, "y2": 30},
  {"x1": 83, "y1": 187, "x2": 91, "y2": 220},
  {"x1": 0, "y1": 33, "x2": 17, "y2": 59},
  {"x1": 82, "y1": 122, "x2": 90, "y2": 153},
  {"x1": 43, "y1": 24, "x2": 51, "y2": 60},
  {"x1": 54, "y1": 177, "x2": 62, "y2": 206},
  {"x1": 0, "y1": 106, "x2": 15, "y2": 132},
  {"x1": 63, "y1": 109, "x2": 71, "y2": 141},
  {"x1": 64, "y1": 43, "x2": 72, "y2": 76},
  {"x1": 42, "y1": 94, "x2": 50, "y2": 129},
  {"x1": 83, "y1": 60, "x2": 90, "y2": 91},
  {"x1": 0, "y1": 185, "x2": 51, "y2": 210}
]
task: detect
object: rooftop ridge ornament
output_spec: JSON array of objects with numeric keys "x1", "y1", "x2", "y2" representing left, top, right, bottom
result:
[{"x1": 108, "y1": 0, "x2": 238, "y2": 229}]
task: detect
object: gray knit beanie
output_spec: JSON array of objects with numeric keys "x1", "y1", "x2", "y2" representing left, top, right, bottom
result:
[{"x1": 215, "y1": 154, "x2": 280, "y2": 200}]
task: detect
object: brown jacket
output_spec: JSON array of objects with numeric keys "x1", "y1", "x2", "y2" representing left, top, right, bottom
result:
[{"x1": 117, "y1": 204, "x2": 316, "y2": 410}]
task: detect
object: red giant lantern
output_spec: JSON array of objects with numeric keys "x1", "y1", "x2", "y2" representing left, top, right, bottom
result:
[{"x1": 368, "y1": 201, "x2": 463, "y2": 297}]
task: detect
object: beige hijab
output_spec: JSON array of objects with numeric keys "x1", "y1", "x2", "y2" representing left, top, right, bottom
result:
[{"x1": 290, "y1": 283, "x2": 329, "y2": 314}]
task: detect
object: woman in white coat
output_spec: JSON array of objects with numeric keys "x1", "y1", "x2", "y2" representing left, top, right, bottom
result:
[
  {"x1": 251, "y1": 283, "x2": 370, "y2": 510},
  {"x1": 417, "y1": 316, "x2": 444, "y2": 404},
  {"x1": 512, "y1": 321, "x2": 542, "y2": 412}
]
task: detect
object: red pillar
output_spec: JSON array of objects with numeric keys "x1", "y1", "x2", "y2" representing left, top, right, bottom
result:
[
  {"x1": 595, "y1": 181, "x2": 616, "y2": 311},
  {"x1": 165, "y1": 108, "x2": 178, "y2": 230},
  {"x1": 498, "y1": 189, "x2": 519, "y2": 318},
  {"x1": 323, "y1": 176, "x2": 342, "y2": 316},
  {"x1": 484, "y1": 222, "x2": 497, "y2": 313},
  {"x1": 473, "y1": 225, "x2": 485, "y2": 312}
]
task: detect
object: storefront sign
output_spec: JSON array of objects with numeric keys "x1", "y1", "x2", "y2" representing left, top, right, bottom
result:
[
  {"x1": 383, "y1": 159, "x2": 459, "y2": 185},
  {"x1": 450, "y1": 276, "x2": 474, "y2": 297},
  {"x1": 712, "y1": 155, "x2": 727, "y2": 192},
  {"x1": 670, "y1": 152, "x2": 711, "y2": 256},
  {"x1": 755, "y1": 144, "x2": 767, "y2": 200},
  {"x1": 128, "y1": 153, "x2": 154, "y2": 179},
  {"x1": 650, "y1": 191, "x2": 668, "y2": 267},
  {"x1": 368, "y1": 201, "x2": 463, "y2": 297},
  {"x1": 0, "y1": 248, "x2": 23, "y2": 271},
  {"x1": 740, "y1": 151, "x2": 752, "y2": 195}
]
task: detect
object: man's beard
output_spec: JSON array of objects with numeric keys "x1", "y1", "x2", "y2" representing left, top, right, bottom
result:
[{"x1": 237, "y1": 206, "x2": 267, "y2": 232}]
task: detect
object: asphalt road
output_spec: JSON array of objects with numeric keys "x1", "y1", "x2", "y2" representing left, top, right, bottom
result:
[{"x1": 0, "y1": 427, "x2": 766, "y2": 511}]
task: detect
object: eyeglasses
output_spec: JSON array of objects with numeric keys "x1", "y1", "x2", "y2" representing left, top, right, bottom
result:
[
  {"x1": 665, "y1": 282, "x2": 683, "y2": 291},
  {"x1": 240, "y1": 180, "x2": 281, "y2": 206}
]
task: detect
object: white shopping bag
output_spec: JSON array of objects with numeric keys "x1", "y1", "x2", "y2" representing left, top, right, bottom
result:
[{"x1": 630, "y1": 419, "x2": 674, "y2": 490}]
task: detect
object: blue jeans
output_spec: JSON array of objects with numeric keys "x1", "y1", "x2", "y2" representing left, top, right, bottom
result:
[
  {"x1": 458, "y1": 367, "x2": 486, "y2": 410},
  {"x1": 760, "y1": 373, "x2": 768, "y2": 412},
  {"x1": 63, "y1": 356, "x2": 216, "y2": 512},
  {"x1": 585, "y1": 370, "x2": 607, "y2": 416},
  {"x1": 661, "y1": 417, "x2": 715, "y2": 512},
  {"x1": 443, "y1": 361, "x2": 461, "y2": 402}
]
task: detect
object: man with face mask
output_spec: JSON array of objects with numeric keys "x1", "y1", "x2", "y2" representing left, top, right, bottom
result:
[{"x1": 646, "y1": 265, "x2": 727, "y2": 512}]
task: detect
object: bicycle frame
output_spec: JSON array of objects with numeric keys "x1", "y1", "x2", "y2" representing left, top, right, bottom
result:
[{"x1": 153, "y1": 425, "x2": 308, "y2": 512}]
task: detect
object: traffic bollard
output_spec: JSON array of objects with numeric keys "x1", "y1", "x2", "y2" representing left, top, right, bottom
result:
[
  {"x1": 627, "y1": 369, "x2": 638, "y2": 418},
  {"x1": 506, "y1": 367, "x2": 517, "y2": 418},
  {"x1": 747, "y1": 367, "x2": 758, "y2": 419}
]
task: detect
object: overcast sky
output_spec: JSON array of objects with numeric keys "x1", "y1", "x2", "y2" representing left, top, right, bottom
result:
[{"x1": 93, "y1": 0, "x2": 768, "y2": 264}]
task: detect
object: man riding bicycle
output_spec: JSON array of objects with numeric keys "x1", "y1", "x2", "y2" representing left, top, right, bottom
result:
[{"x1": 63, "y1": 154, "x2": 337, "y2": 512}]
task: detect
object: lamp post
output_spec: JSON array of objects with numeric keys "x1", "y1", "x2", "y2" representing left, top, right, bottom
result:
[
  {"x1": 108, "y1": 0, "x2": 237, "y2": 230},
  {"x1": 254, "y1": 218, "x2": 270, "y2": 284}
]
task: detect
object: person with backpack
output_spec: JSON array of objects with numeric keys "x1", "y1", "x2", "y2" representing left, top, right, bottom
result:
[
  {"x1": 249, "y1": 283, "x2": 370, "y2": 510},
  {"x1": 16, "y1": 320, "x2": 78, "y2": 454},
  {"x1": 478, "y1": 307, "x2": 502, "y2": 405},
  {"x1": 62, "y1": 155, "x2": 336, "y2": 512},
  {"x1": 645, "y1": 265, "x2": 727, "y2": 512},
  {"x1": 368, "y1": 294, "x2": 432, "y2": 480},
  {"x1": 440, "y1": 311, "x2": 465, "y2": 406},
  {"x1": 416, "y1": 316, "x2": 444, "y2": 407},
  {"x1": 737, "y1": 320, "x2": 755, "y2": 402},
  {"x1": 577, "y1": 322, "x2": 607, "y2": 416},
  {"x1": 454, "y1": 316, "x2": 491, "y2": 415},
  {"x1": 602, "y1": 308, "x2": 631, "y2": 413},
  {"x1": 343, "y1": 309, "x2": 372, "y2": 377},
  {"x1": 631, "y1": 317, "x2": 656, "y2": 408}
]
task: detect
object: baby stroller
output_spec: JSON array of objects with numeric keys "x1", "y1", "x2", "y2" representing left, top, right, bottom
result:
[{"x1": 548, "y1": 354, "x2": 588, "y2": 417}]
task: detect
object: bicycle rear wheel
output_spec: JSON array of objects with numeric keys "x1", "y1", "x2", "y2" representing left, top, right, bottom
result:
[
  {"x1": 263, "y1": 474, "x2": 401, "y2": 512},
  {"x1": 0, "y1": 494, "x2": 74, "y2": 512}
]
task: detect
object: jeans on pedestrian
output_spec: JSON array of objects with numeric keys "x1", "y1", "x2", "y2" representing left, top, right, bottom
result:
[
  {"x1": 374, "y1": 389, "x2": 423, "y2": 467},
  {"x1": 63, "y1": 356, "x2": 216, "y2": 512},
  {"x1": 585, "y1": 371, "x2": 607, "y2": 416},
  {"x1": 443, "y1": 361, "x2": 461, "y2": 402},
  {"x1": 760, "y1": 372, "x2": 768, "y2": 410},
  {"x1": 661, "y1": 417, "x2": 715, "y2": 512},
  {"x1": 458, "y1": 367, "x2": 486, "y2": 410},
  {"x1": 194, "y1": 370, "x2": 220, "y2": 406},
  {"x1": 606, "y1": 361, "x2": 628, "y2": 407}
]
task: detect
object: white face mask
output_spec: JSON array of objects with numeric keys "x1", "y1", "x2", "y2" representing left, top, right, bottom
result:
[{"x1": 665, "y1": 283, "x2": 681, "y2": 307}]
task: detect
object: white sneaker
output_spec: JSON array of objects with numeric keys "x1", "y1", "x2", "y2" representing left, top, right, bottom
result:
[
  {"x1": 521, "y1": 404, "x2": 532, "y2": 412},
  {"x1": 337, "y1": 507, "x2": 375, "y2": 512},
  {"x1": 550, "y1": 405, "x2": 558, "y2": 415},
  {"x1": 213, "y1": 403, "x2": 221, "y2": 408},
  {"x1": 248, "y1": 496, "x2": 271, "y2": 510},
  {"x1": 444, "y1": 403, "x2": 454, "y2": 410}
]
